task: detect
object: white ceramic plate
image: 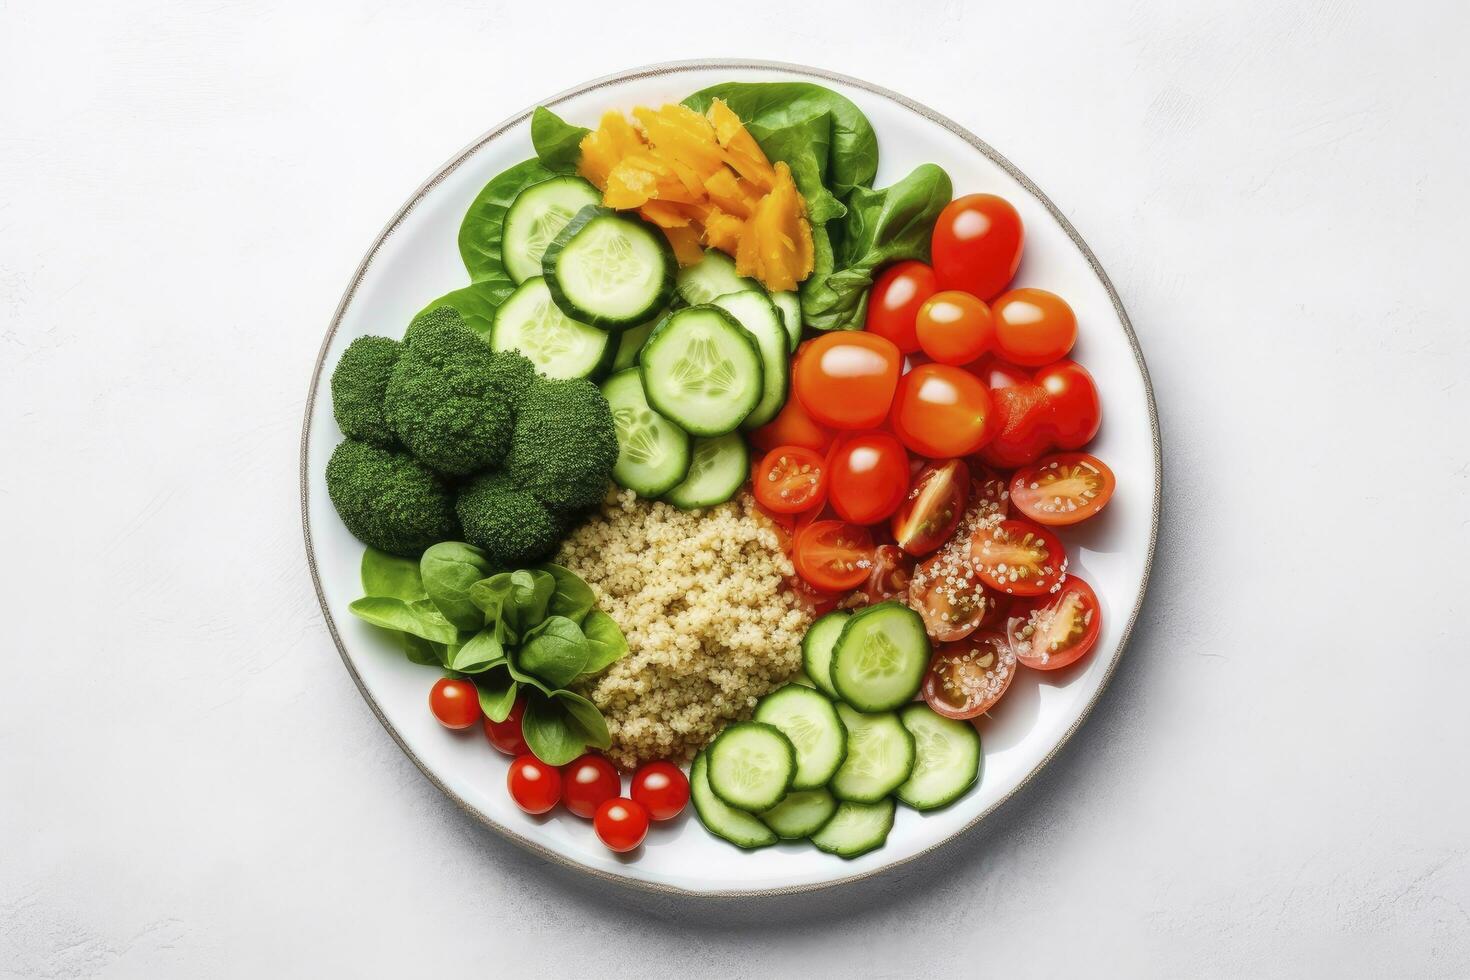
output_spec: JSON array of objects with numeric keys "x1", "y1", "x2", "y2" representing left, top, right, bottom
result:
[{"x1": 301, "y1": 60, "x2": 1160, "y2": 897}]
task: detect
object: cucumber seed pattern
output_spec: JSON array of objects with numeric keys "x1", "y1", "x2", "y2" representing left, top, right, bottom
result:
[{"x1": 670, "y1": 334, "x2": 738, "y2": 396}]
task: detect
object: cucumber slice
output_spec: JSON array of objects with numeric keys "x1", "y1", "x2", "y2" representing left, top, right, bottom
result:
[
  {"x1": 790, "y1": 670, "x2": 821, "y2": 691},
  {"x1": 503, "y1": 176, "x2": 602, "y2": 284},
  {"x1": 711, "y1": 291, "x2": 789, "y2": 430},
  {"x1": 896, "y1": 703, "x2": 982, "y2": 811},
  {"x1": 801, "y1": 610, "x2": 850, "y2": 700},
  {"x1": 829, "y1": 703, "x2": 916, "y2": 803},
  {"x1": 760, "y1": 788, "x2": 838, "y2": 839},
  {"x1": 810, "y1": 798, "x2": 895, "y2": 859},
  {"x1": 706, "y1": 721, "x2": 796, "y2": 813},
  {"x1": 771, "y1": 291, "x2": 802, "y2": 353},
  {"x1": 830, "y1": 601, "x2": 930, "y2": 712},
  {"x1": 600, "y1": 369, "x2": 690, "y2": 497},
  {"x1": 754, "y1": 684, "x2": 847, "y2": 789},
  {"x1": 639, "y1": 306, "x2": 763, "y2": 436},
  {"x1": 663, "y1": 432, "x2": 749, "y2": 510},
  {"x1": 490, "y1": 277, "x2": 612, "y2": 380},
  {"x1": 690, "y1": 751, "x2": 777, "y2": 850},
  {"x1": 675, "y1": 249, "x2": 759, "y2": 306},
  {"x1": 544, "y1": 207, "x2": 675, "y2": 329},
  {"x1": 611, "y1": 317, "x2": 659, "y2": 373}
]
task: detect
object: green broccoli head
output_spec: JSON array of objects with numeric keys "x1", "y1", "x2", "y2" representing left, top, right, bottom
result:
[
  {"x1": 383, "y1": 308, "x2": 530, "y2": 476},
  {"x1": 326, "y1": 439, "x2": 459, "y2": 557},
  {"x1": 505, "y1": 376, "x2": 619, "y2": 514},
  {"x1": 456, "y1": 471, "x2": 563, "y2": 567},
  {"x1": 330, "y1": 336, "x2": 402, "y2": 446}
]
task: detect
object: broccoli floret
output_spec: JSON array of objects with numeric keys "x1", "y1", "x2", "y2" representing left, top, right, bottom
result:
[
  {"x1": 383, "y1": 308, "x2": 527, "y2": 476},
  {"x1": 505, "y1": 376, "x2": 619, "y2": 514},
  {"x1": 326, "y1": 439, "x2": 459, "y2": 557},
  {"x1": 456, "y1": 472, "x2": 563, "y2": 566},
  {"x1": 330, "y1": 336, "x2": 402, "y2": 446}
]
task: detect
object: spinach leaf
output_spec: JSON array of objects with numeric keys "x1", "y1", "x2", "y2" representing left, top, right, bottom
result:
[
  {"x1": 420, "y1": 541, "x2": 494, "y2": 631},
  {"x1": 516, "y1": 616, "x2": 590, "y2": 689},
  {"x1": 554, "y1": 690, "x2": 611, "y2": 750},
  {"x1": 474, "y1": 666, "x2": 519, "y2": 723},
  {"x1": 415, "y1": 280, "x2": 512, "y2": 340},
  {"x1": 521, "y1": 691, "x2": 611, "y2": 765},
  {"x1": 504, "y1": 657, "x2": 553, "y2": 696},
  {"x1": 535, "y1": 563, "x2": 595, "y2": 624},
  {"x1": 348, "y1": 596, "x2": 460, "y2": 645},
  {"x1": 501, "y1": 569, "x2": 554, "y2": 639},
  {"x1": 393, "y1": 630, "x2": 447, "y2": 667},
  {"x1": 458, "y1": 158, "x2": 556, "y2": 283},
  {"x1": 531, "y1": 106, "x2": 589, "y2": 174},
  {"x1": 448, "y1": 628, "x2": 504, "y2": 674},
  {"x1": 577, "y1": 610, "x2": 627, "y2": 678},
  {"x1": 360, "y1": 548, "x2": 425, "y2": 600}
]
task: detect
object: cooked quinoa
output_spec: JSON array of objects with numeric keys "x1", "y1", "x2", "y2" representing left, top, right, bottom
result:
[{"x1": 558, "y1": 489, "x2": 810, "y2": 768}]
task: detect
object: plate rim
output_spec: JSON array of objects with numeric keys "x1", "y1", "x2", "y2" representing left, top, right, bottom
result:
[{"x1": 299, "y1": 58, "x2": 1163, "y2": 898}]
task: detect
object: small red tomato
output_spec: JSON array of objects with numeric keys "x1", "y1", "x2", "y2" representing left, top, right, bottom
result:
[
  {"x1": 793, "y1": 520, "x2": 875, "y2": 593},
  {"x1": 977, "y1": 357, "x2": 1101, "y2": 468},
  {"x1": 992, "y1": 288, "x2": 1077, "y2": 366},
  {"x1": 1010, "y1": 452, "x2": 1115, "y2": 526},
  {"x1": 794, "y1": 332, "x2": 902, "y2": 430},
  {"x1": 428, "y1": 678, "x2": 481, "y2": 731},
  {"x1": 753, "y1": 445, "x2": 827, "y2": 515},
  {"x1": 562, "y1": 753, "x2": 621, "y2": 819},
  {"x1": 969, "y1": 519, "x2": 1068, "y2": 598},
  {"x1": 865, "y1": 260, "x2": 938, "y2": 353},
  {"x1": 630, "y1": 761, "x2": 690, "y2": 821},
  {"x1": 826, "y1": 431, "x2": 910, "y2": 524},
  {"x1": 862, "y1": 544, "x2": 917, "y2": 605},
  {"x1": 916, "y1": 291, "x2": 994, "y2": 365},
  {"x1": 594, "y1": 798, "x2": 650, "y2": 852},
  {"x1": 891, "y1": 459, "x2": 970, "y2": 556},
  {"x1": 932, "y1": 194, "x2": 1024, "y2": 299},
  {"x1": 507, "y1": 755, "x2": 561, "y2": 815},
  {"x1": 1007, "y1": 577, "x2": 1102, "y2": 671},
  {"x1": 482, "y1": 697, "x2": 529, "y2": 755},
  {"x1": 909, "y1": 548, "x2": 993, "y2": 642},
  {"x1": 890, "y1": 363, "x2": 993, "y2": 459},
  {"x1": 749, "y1": 395, "x2": 834, "y2": 455},
  {"x1": 923, "y1": 632, "x2": 1018, "y2": 719},
  {"x1": 1036, "y1": 360, "x2": 1102, "y2": 449}
]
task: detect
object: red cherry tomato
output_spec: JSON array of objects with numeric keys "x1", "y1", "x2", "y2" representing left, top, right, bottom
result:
[
  {"x1": 968, "y1": 465, "x2": 1012, "y2": 520},
  {"x1": 890, "y1": 363, "x2": 993, "y2": 459},
  {"x1": 749, "y1": 395, "x2": 833, "y2": 455},
  {"x1": 630, "y1": 761, "x2": 690, "y2": 821},
  {"x1": 916, "y1": 291, "x2": 994, "y2": 365},
  {"x1": 863, "y1": 544, "x2": 917, "y2": 605},
  {"x1": 908, "y1": 547, "x2": 993, "y2": 642},
  {"x1": 922, "y1": 632, "x2": 1018, "y2": 719},
  {"x1": 977, "y1": 358, "x2": 1102, "y2": 468},
  {"x1": 891, "y1": 459, "x2": 970, "y2": 556},
  {"x1": 794, "y1": 332, "x2": 902, "y2": 430},
  {"x1": 826, "y1": 431, "x2": 909, "y2": 524},
  {"x1": 865, "y1": 260, "x2": 937, "y2": 353},
  {"x1": 1010, "y1": 452, "x2": 1115, "y2": 526},
  {"x1": 786, "y1": 572, "x2": 846, "y2": 618},
  {"x1": 992, "y1": 288, "x2": 1077, "y2": 366},
  {"x1": 594, "y1": 798, "x2": 650, "y2": 852},
  {"x1": 483, "y1": 698, "x2": 529, "y2": 755},
  {"x1": 561, "y1": 753, "x2": 621, "y2": 819},
  {"x1": 754, "y1": 445, "x2": 827, "y2": 515},
  {"x1": 969, "y1": 519, "x2": 1068, "y2": 597},
  {"x1": 507, "y1": 754, "x2": 561, "y2": 815},
  {"x1": 1007, "y1": 577, "x2": 1101, "y2": 670},
  {"x1": 793, "y1": 520, "x2": 875, "y2": 592},
  {"x1": 1037, "y1": 360, "x2": 1102, "y2": 448},
  {"x1": 428, "y1": 678, "x2": 481, "y2": 730},
  {"x1": 932, "y1": 194, "x2": 1024, "y2": 299}
]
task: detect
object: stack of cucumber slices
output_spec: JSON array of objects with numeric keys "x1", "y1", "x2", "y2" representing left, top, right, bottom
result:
[
  {"x1": 491, "y1": 173, "x2": 803, "y2": 510},
  {"x1": 692, "y1": 602, "x2": 982, "y2": 859}
]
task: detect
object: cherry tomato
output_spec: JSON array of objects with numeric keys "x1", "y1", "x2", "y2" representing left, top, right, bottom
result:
[
  {"x1": 909, "y1": 548, "x2": 993, "y2": 642},
  {"x1": 794, "y1": 332, "x2": 902, "y2": 430},
  {"x1": 787, "y1": 572, "x2": 846, "y2": 618},
  {"x1": 922, "y1": 632, "x2": 1018, "y2": 719},
  {"x1": 969, "y1": 519, "x2": 1067, "y2": 597},
  {"x1": 826, "y1": 432, "x2": 909, "y2": 524},
  {"x1": 754, "y1": 445, "x2": 827, "y2": 514},
  {"x1": 507, "y1": 755, "x2": 561, "y2": 815},
  {"x1": 594, "y1": 798, "x2": 650, "y2": 852},
  {"x1": 749, "y1": 395, "x2": 833, "y2": 455},
  {"x1": 561, "y1": 753, "x2": 621, "y2": 819},
  {"x1": 631, "y1": 761, "x2": 691, "y2": 821},
  {"x1": 483, "y1": 698, "x2": 529, "y2": 755},
  {"x1": 428, "y1": 678, "x2": 481, "y2": 730},
  {"x1": 977, "y1": 358, "x2": 1101, "y2": 468},
  {"x1": 992, "y1": 288, "x2": 1077, "y2": 366},
  {"x1": 890, "y1": 363, "x2": 993, "y2": 459},
  {"x1": 1010, "y1": 453, "x2": 1115, "y2": 526},
  {"x1": 863, "y1": 544, "x2": 916, "y2": 605},
  {"x1": 1007, "y1": 577, "x2": 1101, "y2": 670},
  {"x1": 794, "y1": 520, "x2": 875, "y2": 592},
  {"x1": 891, "y1": 459, "x2": 970, "y2": 556},
  {"x1": 916, "y1": 291, "x2": 994, "y2": 365},
  {"x1": 1036, "y1": 360, "x2": 1102, "y2": 449},
  {"x1": 968, "y1": 465, "x2": 1012, "y2": 520},
  {"x1": 932, "y1": 194, "x2": 1024, "y2": 299},
  {"x1": 865, "y1": 260, "x2": 938, "y2": 353}
]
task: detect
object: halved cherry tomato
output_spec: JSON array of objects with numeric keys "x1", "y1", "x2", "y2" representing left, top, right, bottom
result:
[
  {"x1": 863, "y1": 544, "x2": 916, "y2": 604},
  {"x1": 1010, "y1": 453, "x2": 1115, "y2": 526},
  {"x1": 826, "y1": 432, "x2": 909, "y2": 524},
  {"x1": 483, "y1": 698, "x2": 529, "y2": 755},
  {"x1": 916, "y1": 291, "x2": 994, "y2": 365},
  {"x1": 630, "y1": 761, "x2": 690, "y2": 821},
  {"x1": 749, "y1": 395, "x2": 833, "y2": 455},
  {"x1": 968, "y1": 465, "x2": 1012, "y2": 520},
  {"x1": 428, "y1": 678, "x2": 481, "y2": 730},
  {"x1": 977, "y1": 358, "x2": 1101, "y2": 468},
  {"x1": 594, "y1": 798, "x2": 650, "y2": 852},
  {"x1": 794, "y1": 332, "x2": 902, "y2": 430},
  {"x1": 892, "y1": 459, "x2": 970, "y2": 556},
  {"x1": 909, "y1": 548, "x2": 992, "y2": 642},
  {"x1": 1007, "y1": 577, "x2": 1101, "y2": 670},
  {"x1": 754, "y1": 445, "x2": 827, "y2": 514},
  {"x1": 922, "y1": 632, "x2": 1018, "y2": 719},
  {"x1": 507, "y1": 755, "x2": 561, "y2": 814},
  {"x1": 794, "y1": 520, "x2": 874, "y2": 592},
  {"x1": 865, "y1": 260, "x2": 937, "y2": 353},
  {"x1": 992, "y1": 288, "x2": 1077, "y2": 366},
  {"x1": 787, "y1": 572, "x2": 845, "y2": 618},
  {"x1": 932, "y1": 194, "x2": 1024, "y2": 300},
  {"x1": 890, "y1": 363, "x2": 993, "y2": 459},
  {"x1": 969, "y1": 519, "x2": 1067, "y2": 597},
  {"x1": 561, "y1": 753, "x2": 621, "y2": 819}
]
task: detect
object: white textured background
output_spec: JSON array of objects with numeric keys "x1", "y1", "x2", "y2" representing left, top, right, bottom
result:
[{"x1": 3, "y1": 1, "x2": 1468, "y2": 977}]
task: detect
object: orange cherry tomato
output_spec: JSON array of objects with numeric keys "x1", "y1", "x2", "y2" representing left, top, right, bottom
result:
[
  {"x1": 916, "y1": 291, "x2": 994, "y2": 365},
  {"x1": 865, "y1": 260, "x2": 938, "y2": 354},
  {"x1": 793, "y1": 520, "x2": 874, "y2": 592},
  {"x1": 992, "y1": 288, "x2": 1077, "y2": 366},
  {"x1": 794, "y1": 332, "x2": 902, "y2": 430},
  {"x1": 1009, "y1": 452, "x2": 1115, "y2": 526},
  {"x1": 932, "y1": 194, "x2": 1024, "y2": 300},
  {"x1": 754, "y1": 445, "x2": 827, "y2": 515},
  {"x1": 749, "y1": 395, "x2": 833, "y2": 455},
  {"x1": 1007, "y1": 577, "x2": 1101, "y2": 670},
  {"x1": 889, "y1": 363, "x2": 993, "y2": 459},
  {"x1": 825, "y1": 431, "x2": 910, "y2": 524},
  {"x1": 891, "y1": 459, "x2": 970, "y2": 556},
  {"x1": 922, "y1": 632, "x2": 1018, "y2": 719},
  {"x1": 969, "y1": 518, "x2": 1067, "y2": 598}
]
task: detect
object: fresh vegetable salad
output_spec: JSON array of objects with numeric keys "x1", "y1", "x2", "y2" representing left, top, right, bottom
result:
[{"x1": 323, "y1": 82, "x2": 1117, "y2": 861}]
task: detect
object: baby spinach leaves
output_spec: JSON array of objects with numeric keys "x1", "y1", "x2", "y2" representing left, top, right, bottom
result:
[
  {"x1": 458, "y1": 157, "x2": 556, "y2": 290},
  {"x1": 531, "y1": 106, "x2": 589, "y2": 174},
  {"x1": 421, "y1": 541, "x2": 494, "y2": 631},
  {"x1": 522, "y1": 689, "x2": 611, "y2": 765},
  {"x1": 361, "y1": 547, "x2": 426, "y2": 601},
  {"x1": 518, "y1": 616, "x2": 590, "y2": 688},
  {"x1": 580, "y1": 610, "x2": 629, "y2": 677},
  {"x1": 348, "y1": 596, "x2": 460, "y2": 646}
]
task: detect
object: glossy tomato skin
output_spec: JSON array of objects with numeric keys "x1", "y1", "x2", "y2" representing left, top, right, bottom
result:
[
  {"x1": 630, "y1": 761, "x2": 690, "y2": 821},
  {"x1": 890, "y1": 363, "x2": 993, "y2": 459},
  {"x1": 1010, "y1": 452, "x2": 1115, "y2": 526},
  {"x1": 892, "y1": 459, "x2": 970, "y2": 556},
  {"x1": 968, "y1": 518, "x2": 1068, "y2": 598},
  {"x1": 794, "y1": 332, "x2": 902, "y2": 430},
  {"x1": 1036, "y1": 360, "x2": 1102, "y2": 448},
  {"x1": 978, "y1": 358, "x2": 1102, "y2": 468},
  {"x1": 507, "y1": 755, "x2": 561, "y2": 815},
  {"x1": 594, "y1": 798, "x2": 650, "y2": 852},
  {"x1": 932, "y1": 194, "x2": 1024, "y2": 300},
  {"x1": 922, "y1": 631, "x2": 1018, "y2": 720},
  {"x1": 862, "y1": 544, "x2": 917, "y2": 604},
  {"x1": 865, "y1": 260, "x2": 937, "y2": 353},
  {"x1": 428, "y1": 678, "x2": 481, "y2": 730},
  {"x1": 1007, "y1": 577, "x2": 1101, "y2": 670},
  {"x1": 916, "y1": 291, "x2": 995, "y2": 365},
  {"x1": 794, "y1": 520, "x2": 875, "y2": 593},
  {"x1": 754, "y1": 445, "x2": 827, "y2": 515},
  {"x1": 992, "y1": 289, "x2": 1077, "y2": 366},
  {"x1": 749, "y1": 395, "x2": 833, "y2": 455},
  {"x1": 561, "y1": 753, "x2": 621, "y2": 819},
  {"x1": 826, "y1": 431, "x2": 910, "y2": 524},
  {"x1": 483, "y1": 698, "x2": 529, "y2": 755}
]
